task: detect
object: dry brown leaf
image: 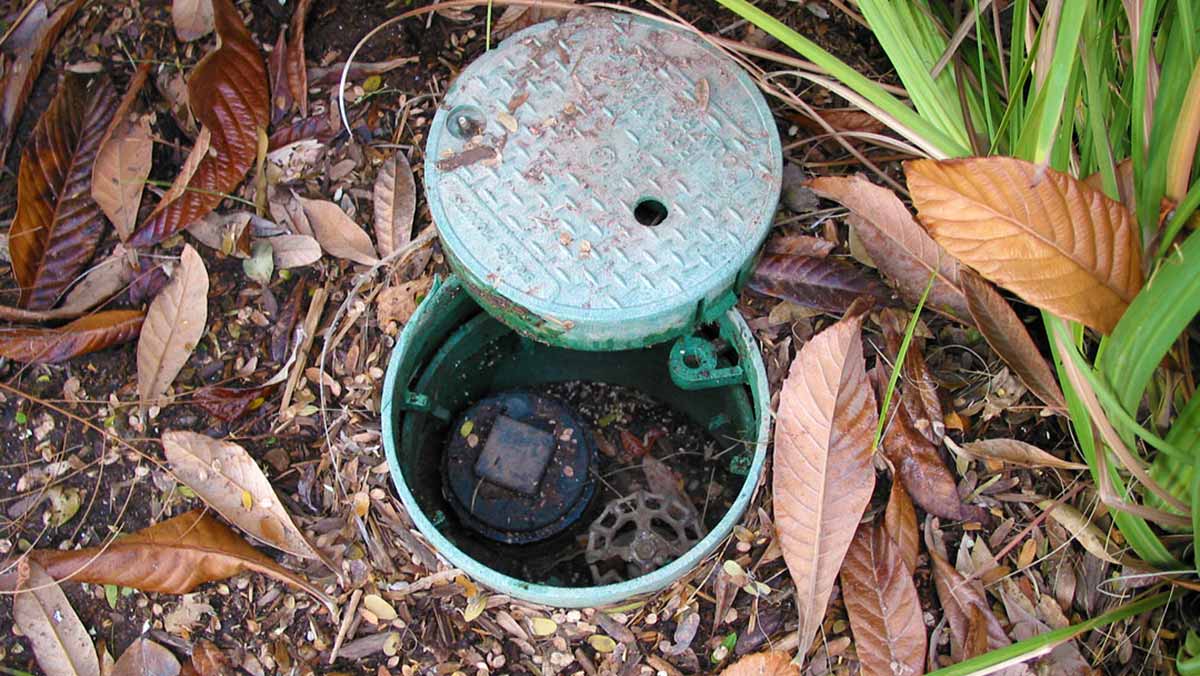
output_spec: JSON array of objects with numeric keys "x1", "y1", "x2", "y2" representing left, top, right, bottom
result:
[
  {"x1": 299, "y1": 197, "x2": 380, "y2": 265},
  {"x1": 882, "y1": 401, "x2": 965, "y2": 520},
  {"x1": 1038, "y1": 501, "x2": 1122, "y2": 565},
  {"x1": 925, "y1": 518, "x2": 1009, "y2": 661},
  {"x1": 959, "y1": 438, "x2": 1086, "y2": 470},
  {"x1": 773, "y1": 313, "x2": 877, "y2": 658},
  {"x1": 59, "y1": 247, "x2": 138, "y2": 314},
  {"x1": 373, "y1": 152, "x2": 417, "y2": 257},
  {"x1": 0, "y1": 310, "x2": 143, "y2": 364},
  {"x1": 112, "y1": 638, "x2": 179, "y2": 676},
  {"x1": 808, "y1": 174, "x2": 969, "y2": 321},
  {"x1": 765, "y1": 234, "x2": 835, "y2": 257},
  {"x1": 906, "y1": 157, "x2": 1142, "y2": 333},
  {"x1": 131, "y1": 0, "x2": 268, "y2": 246},
  {"x1": 377, "y1": 277, "x2": 431, "y2": 326},
  {"x1": 285, "y1": 0, "x2": 314, "y2": 117},
  {"x1": 268, "y1": 234, "x2": 322, "y2": 268},
  {"x1": 137, "y1": 245, "x2": 208, "y2": 409},
  {"x1": 162, "y1": 430, "x2": 332, "y2": 568},
  {"x1": 0, "y1": 0, "x2": 84, "y2": 165},
  {"x1": 92, "y1": 62, "x2": 152, "y2": 241},
  {"x1": 151, "y1": 127, "x2": 210, "y2": 220},
  {"x1": 960, "y1": 269, "x2": 1067, "y2": 411},
  {"x1": 749, "y1": 254, "x2": 893, "y2": 314},
  {"x1": 493, "y1": 0, "x2": 577, "y2": 39},
  {"x1": 719, "y1": 651, "x2": 799, "y2": 676},
  {"x1": 13, "y1": 559, "x2": 99, "y2": 676},
  {"x1": 27, "y1": 509, "x2": 332, "y2": 606},
  {"x1": 91, "y1": 110, "x2": 152, "y2": 241},
  {"x1": 839, "y1": 524, "x2": 926, "y2": 676},
  {"x1": 884, "y1": 479, "x2": 920, "y2": 573},
  {"x1": 172, "y1": 0, "x2": 214, "y2": 41},
  {"x1": 11, "y1": 73, "x2": 117, "y2": 309}
]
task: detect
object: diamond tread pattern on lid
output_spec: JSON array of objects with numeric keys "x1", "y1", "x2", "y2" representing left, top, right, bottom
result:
[{"x1": 425, "y1": 11, "x2": 782, "y2": 348}]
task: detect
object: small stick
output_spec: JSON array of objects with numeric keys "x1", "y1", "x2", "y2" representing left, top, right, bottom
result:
[
  {"x1": 277, "y1": 285, "x2": 330, "y2": 421},
  {"x1": 328, "y1": 588, "x2": 362, "y2": 664}
]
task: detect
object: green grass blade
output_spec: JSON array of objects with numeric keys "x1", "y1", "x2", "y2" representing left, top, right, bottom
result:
[
  {"x1": 1098, "y1": 229, "x2": 1200, "y2": 417},
  {"x1": 1016, "y1": 0, "x2": 1087, "y2": 163},
  {"x1": 1047, "y1": 316, "x2": 1182, "y2": 567},
  {"x1": 874, "y1": 273, "x2": 936, "y2": 450},
  {"x1": 714, "y1": 0, "x2": 971, "y2": 158},
  {"x1": 856, "y1": 1, "x2": 973, "y2": 148},
  {"x1": 925, "y1": 592, "x2": 1172, "y2": 676}
]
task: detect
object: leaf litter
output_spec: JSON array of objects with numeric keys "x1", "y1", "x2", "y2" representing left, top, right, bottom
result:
[{"x1": 0, "y1": 2, "x2": 1176, "y2": 675}]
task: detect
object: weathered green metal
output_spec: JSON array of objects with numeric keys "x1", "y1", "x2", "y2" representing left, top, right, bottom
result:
[
  {"x1": 424, "y1": 11, "x2": 782, "y2": 350},
  {"x1": 382, "y1": 276, "x2": 770, "y2": 607}
]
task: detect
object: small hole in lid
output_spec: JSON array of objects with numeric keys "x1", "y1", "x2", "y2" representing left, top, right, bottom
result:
[{"x1": 633, "y1": 198, "x2": 668, "y2": 226}]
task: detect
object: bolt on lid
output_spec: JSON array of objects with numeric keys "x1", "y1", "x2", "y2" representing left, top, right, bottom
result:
[{"x1": 425, "y1": 10, "x2": 782, "y2": 350}]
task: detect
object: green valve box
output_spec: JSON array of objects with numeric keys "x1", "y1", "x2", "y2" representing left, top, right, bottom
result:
[{"x1": 382, "y1": 10, "x2": 782, "y2": 607}]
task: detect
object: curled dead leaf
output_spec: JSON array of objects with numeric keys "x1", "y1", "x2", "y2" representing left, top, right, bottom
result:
[
  {"x1": 959, "y1": 269, "x2": 1066, "y2": 411},
  {"x1": 958, "y1": 438, "x2": 1086, "y2": 470},
  {"x1": 299, "y1": 197, "x2": 380, "y2": 265}
]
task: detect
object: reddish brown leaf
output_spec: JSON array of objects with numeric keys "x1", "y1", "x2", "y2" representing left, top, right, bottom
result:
[
  {"x1": 884, "y1": 479, "x2": 920, "y2": 573},
  {"x1": 882, "y1": 403, "x2": 964, "y2": 520},
  {"x1": 879, "y1": 308, "x2": 944, "y2": 447},
  {"x1": 11, "y1": 73, "x2": 117, "y2": 309},
  {"x1": 765, "y1": 234, "x2": 835, "y2": 257},
  {"x1": 267, "y1": 114, "x2": 336, "y2": 151},
  {"x1": 719, "y1": 652, "x2": 799, "y2": 676},
  {"x1": 925, "y1": 518, "x2": 1008, "y2": 661},
  {"x1": 840, "y1": 524, "x2": 926, "y2": 676},
  {"x1": 808, "y1": 174, "x2": 969, "y2": 321},
  {"x1": 774, "y1": 313, "x2": 878, "y2": 658},
  {"x1": 112, "y1": 638, "x2": 180, "y2": 676},
  {"x1": 189, "y1": 640, "x2": 232, "y2": 676},
  {"x1": 959, "y1": 269, "x2": 1067, "y2": 411},
  {"x1": 906, "y1": 157, "x2": 1142, "y2": 334},
  {"x1": 285, "y1": 0, "x2": 314, "y2": 117},
  {"x1": 267, "y1": 30, "x2": 292, "y2": 126},
  {"x1": 0, "y1": 309, "x2": 143, "y2": 363},
  {"x1": 749, "y1": 254, "x2": 892, "y2": 314},
  {"x1": 307, "y1": 56, "x2": 416, "y2": 87},
  {"x1": 0, "y1": 0, "x2": 84, "y2": 164},
  {"x1": 26, "y1": 509, "x2": 332, "y2": 606},
  {"x1": 129, "y1": 0, "x2": 268, "y2": 247},
  {"x1": 192, "y1": 383, "x2": 277, "y2": 421}
]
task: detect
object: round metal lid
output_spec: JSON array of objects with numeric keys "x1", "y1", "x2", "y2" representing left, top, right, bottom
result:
[{"x1": 425, "y1": 10, "x2": 782, "y2": 350}]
